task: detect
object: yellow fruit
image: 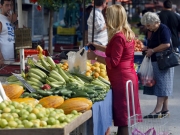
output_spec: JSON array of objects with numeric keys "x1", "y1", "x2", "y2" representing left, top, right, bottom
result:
[
  {"x1": 93, "y1": 72, "x2": 99, "y2": 78},
  {"x1": 91, "y1": 66, "x2": 96, "y2": 71},
  {"x1": 63, "y1": 62, "x2": 68, "y2": 66},
  {"x1": 100, "y1": 69, "x2": 106, "y2": 73},
  {"x1": 62, "y1": 65, "x2": 68, "y2": 70},
  {"x1": 87, "y1": 65, "x2": 91, "y2": 71},
  {"x1": 85, "y1": 71, "x2": 91, "y2": 77},
  {"x1": 104, "y1": 76, "x2": 109, "y2": 81},
  {"x1": 95, "y1": 67, "x2": 101, "y2": 73},
  {"x1": 100, "y1": 72, "x2": 106, "y2": 78},
  {"x1": 87, "y1": 69, "x2": 92, "y2": 73},
  {"x1": 93, "y1": 62, "x2": 100, "y2": 67},
  {"x1": 100, "y1": 64, "x2": 106, "y2": 69}
]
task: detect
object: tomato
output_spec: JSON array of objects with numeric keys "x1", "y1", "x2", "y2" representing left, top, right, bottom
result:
[
  {"x1": 151, "y1": 80, "x2": 156, "y2": 85},
  {"x1": 29, "y1": 0, "x2": 37, "y2": 3},
  {"x1": 37, "y1": 5, "x2": 42, "y2": 11},
  {"x1": 41, "y1": 84, "x2": 51, "y2": 90}
]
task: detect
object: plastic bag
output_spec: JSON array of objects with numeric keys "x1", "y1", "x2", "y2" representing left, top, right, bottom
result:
[
  {"x1": 138, "y1": 57, "x2": 155, "y2": 87},
  {"x1": 67, "y1": 48, "x2": 87, "y2": 74},
  {"x1": 132, "y1": 128, "x2": 156, "y2": 135}
]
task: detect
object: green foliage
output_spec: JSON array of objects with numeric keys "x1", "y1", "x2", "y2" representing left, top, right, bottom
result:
[
  {"x1": 37, "y1": 0, "x2": 64, "y2": 11},
  {"x1": 36, "y1": 0, "x2": 92, "y2": 11}
]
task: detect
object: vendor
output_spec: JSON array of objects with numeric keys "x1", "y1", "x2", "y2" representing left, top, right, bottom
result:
[{"x1": 0, "y1": 0, "x2": 18, "y2": 63}]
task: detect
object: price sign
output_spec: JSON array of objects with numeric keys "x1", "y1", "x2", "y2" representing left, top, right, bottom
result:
[
  {"x1": 12, "y1": 73, "x2": 36, "y2": 93},
  {"x1": 14, "y1": 28, "x2": 32, "y2": 49}
]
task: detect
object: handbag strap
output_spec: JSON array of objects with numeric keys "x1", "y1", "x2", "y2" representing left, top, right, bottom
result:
[{"x1": 158, "y1": 29, "x2": 175, "y2": 52}]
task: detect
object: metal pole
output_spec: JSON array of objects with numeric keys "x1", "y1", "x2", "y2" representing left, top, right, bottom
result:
[
  {"x1": 17, "y1": 0, "x2": 25, "y2": 72},
  {"x1": 82, "y1": 0, "x2": 86, "y2": 46},
  {"x1": 112, "y1": 0, "x2": 116, "y2": 5},
  {"x1": 92, "y1": 0, "x2": 96, "y2": 42}
]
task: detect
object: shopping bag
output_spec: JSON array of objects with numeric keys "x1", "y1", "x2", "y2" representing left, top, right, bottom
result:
[
  {"x1": 138, "y1": 57, "x2": 155, "y2": 87},
  {"x1": 132, "y1": 128, "x2": 156, "y2": 135},
  {"x1": 67, "y1": 48, "x2": 87, "y2": 74}
]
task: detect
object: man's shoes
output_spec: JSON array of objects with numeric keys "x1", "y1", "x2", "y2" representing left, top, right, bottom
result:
[{"x1": 143, "y1": 111, "x2": 162, "y2": 119}]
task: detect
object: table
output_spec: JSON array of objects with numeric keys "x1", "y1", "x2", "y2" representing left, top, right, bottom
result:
[{"x1": 84, "y1": 90, "x2": 113, "y2": 135}]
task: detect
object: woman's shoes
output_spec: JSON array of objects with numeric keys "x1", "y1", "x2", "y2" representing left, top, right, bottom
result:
[
  {"x1": 143, "y1": 111, "x2": 162, "y2": 119},
  {"x1": 161, "y1": 110, "x2": 170, "y2": 117}
]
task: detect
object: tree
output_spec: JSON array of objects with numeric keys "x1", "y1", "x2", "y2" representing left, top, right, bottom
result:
[
  {"x1": 30, "y1": 0, "x2": 64, "y2": 55},
  {"x1": 30, "y1": 0, "x2": 91, "y2": 55}
]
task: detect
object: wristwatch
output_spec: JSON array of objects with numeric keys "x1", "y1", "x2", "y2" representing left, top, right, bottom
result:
[
  {"x1": 95, "y1": 56, "x2": 98, "y2": 61},
  {"x1": 151, "y1": 49, "x2": 154, "y2": 53}
]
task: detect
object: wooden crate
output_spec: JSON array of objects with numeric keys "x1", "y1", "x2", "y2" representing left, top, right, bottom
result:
[{"x1": 0, "y1": 110, "x2": 92, "y2": 135}]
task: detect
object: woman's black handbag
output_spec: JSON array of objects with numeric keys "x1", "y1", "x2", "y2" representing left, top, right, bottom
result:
[{"x1": 156, "y1": 38, "x2": 180, "y2": 70}]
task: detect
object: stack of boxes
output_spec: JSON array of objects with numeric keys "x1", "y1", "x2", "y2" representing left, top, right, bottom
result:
[{"x1": 54, "y1": 27, "x2": 77, "y2": 52}]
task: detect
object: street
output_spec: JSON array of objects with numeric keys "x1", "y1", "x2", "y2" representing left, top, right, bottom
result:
[{"x1": 110, "y1": 66, "x2": 180, "y2": 135}]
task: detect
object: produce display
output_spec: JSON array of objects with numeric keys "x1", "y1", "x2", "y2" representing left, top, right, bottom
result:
[
  {"x1": 5, "y1": 46, "x2": 110, "y2": 103},
  {"x1": 0, "y1": 100, "x2": 82, "y2": 129},
  {"x1": 0, "y1": 46, "x2": 110, "y2": 130},
  {"x1": 134, "y1": 38, "x2": 144, "y2": 52}
]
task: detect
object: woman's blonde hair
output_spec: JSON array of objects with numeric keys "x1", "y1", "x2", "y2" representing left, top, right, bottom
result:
[{"x1": 106, "y1": 4, "x2": 135, "y2": 42}]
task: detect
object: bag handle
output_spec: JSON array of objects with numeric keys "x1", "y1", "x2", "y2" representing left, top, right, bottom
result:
[{"x1": 158, "y1": 29, "x2": 175, "y2": 52}]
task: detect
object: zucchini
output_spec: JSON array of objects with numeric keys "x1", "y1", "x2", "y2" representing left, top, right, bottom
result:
[
  {"x1": 71, "y1": 73, "x2": 93, "y2": 82},
  {"x1": 72, "y1": 91, "x2": 89, "y2": 98}
]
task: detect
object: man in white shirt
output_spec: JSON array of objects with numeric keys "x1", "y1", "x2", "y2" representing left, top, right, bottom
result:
[
  {"x1": 87, "y1": 0, "x2": 108, "y2": 46},
  {"x1": 0, "y1": 0, "x2": 17, "y2": 64}
]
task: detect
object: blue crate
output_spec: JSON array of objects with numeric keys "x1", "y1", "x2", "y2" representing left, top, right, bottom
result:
[{"x1": 134, "y1": 55, "x2": 144, "y2": 65}]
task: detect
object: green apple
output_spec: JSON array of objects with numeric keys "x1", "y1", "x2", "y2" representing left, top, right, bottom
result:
[
  {"x1": 36, "y1": 113, "x2": 44, "y2": 119},
  {"x1": 6, "y1": 114, "x2": 14, "y2": 122},
  {"x1": 71, "y1": 110, "x2": 78, "y2": 115},
  {"x1": 28, "y1": 113, "x2": 37, "y2": 121},
  {"x1": 0, "y1": 119, "x2": 8, "y2": 128},
  {"x1": 40, "y1": 121, "x2": 47, "y2": 127},
  {"x1": 12, "y1": 113, "x2": 19, "y2": 118},
  {"x1": 24, "y1": 121, "x2": 33, "y2": 128},
  {"x1": 31, "y1": 108, "x2": 39, "y2": 114},
  {"x1": 58, "y1": 116, "x2": 66, "y2": 123},
  {"x1": 11, "y1": 101, "x2": 19, "y2": 108},
  {"x1": 17, "y1": 124, "x2": 24, "y2": 128},
  {"x1": 0, "y1": 102, "x2": 6, "y2": 110},
  {"x1": 8, "y1": 121, "x2": 18, "y2": 128},
  {"x1": 3, "y1": 107, "x2": 11, "y2": 113},
  {"x1": 40, "y1": 117, "x2": 48, "y2": 122},
  {"x1": 47, "y1": 117, "x2": 56, "y2": 125}
]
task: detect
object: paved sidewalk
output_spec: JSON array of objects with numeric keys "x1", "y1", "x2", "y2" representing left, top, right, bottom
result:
[{"x1": 110, "y1": 66, "x2": 180, "y2": 135}]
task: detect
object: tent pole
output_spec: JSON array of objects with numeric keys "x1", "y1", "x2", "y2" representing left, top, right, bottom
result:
[
  {"x1": 82, "y1": 0, "x2": 86, "y2": 47},
  {"x1": 17, "y1": 0, "x2": 25, "y2": 73},
  {"x1": 92, "y1": 0, "x2": 96, "y2": 43}
]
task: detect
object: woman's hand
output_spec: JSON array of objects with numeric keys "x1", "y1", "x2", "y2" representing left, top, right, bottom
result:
[
  {"x1": 87, "y1": 42, "x2": 106, "y2": 52},
  {"x1": 87, "y1": 50, "x2": 96, "y2": 60},
  {"x1": 142, "y1": 46, "x2": 147, "y2": 51},
  {"x1": 146, "y1": 49, "x2": 154, "y2": 57}
]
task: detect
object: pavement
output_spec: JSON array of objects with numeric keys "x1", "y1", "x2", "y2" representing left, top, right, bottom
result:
[{"x1": 110, "y1": 65, "x2": 180, "y2": 135}]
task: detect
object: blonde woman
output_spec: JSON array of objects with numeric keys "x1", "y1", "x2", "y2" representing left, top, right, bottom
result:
[{"x1": 87, "y1": 4, "x2": 142, "y2": 135}]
